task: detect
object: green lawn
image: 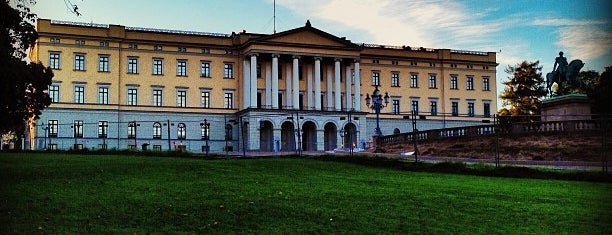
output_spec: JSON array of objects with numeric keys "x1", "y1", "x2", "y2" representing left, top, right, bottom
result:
[{"x1": 1, "y1": 153, "x2": 610, "y2": 234}]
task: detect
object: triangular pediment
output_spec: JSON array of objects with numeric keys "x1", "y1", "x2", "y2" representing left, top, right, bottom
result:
[{"x1": 250, "y1": 22, "x2": 357, "y2": 48}]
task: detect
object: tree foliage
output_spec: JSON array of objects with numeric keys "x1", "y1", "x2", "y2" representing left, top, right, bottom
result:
[
  {"x1": 586, "y1": 66, "x2": 612, "y2": 116},
  {"x1": 0, "y1": 0, "x2": 53, "y2": 136},
  {"x1": 499, "y1": 61, "x2": 547, "y2": 122}
]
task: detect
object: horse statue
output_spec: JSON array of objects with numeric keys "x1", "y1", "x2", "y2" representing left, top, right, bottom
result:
[{"x1": 546, "y1": 58, "x2": 584, "y2": 96}]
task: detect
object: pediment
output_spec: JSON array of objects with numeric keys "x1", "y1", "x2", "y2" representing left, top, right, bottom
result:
[{"x1": 251, "y1": 23, "x2": 357, "y2": 49}]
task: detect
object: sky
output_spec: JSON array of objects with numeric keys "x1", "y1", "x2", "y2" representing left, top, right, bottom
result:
[{"x1": 30, "y1": 0, "x2": 611, "y2": 106}]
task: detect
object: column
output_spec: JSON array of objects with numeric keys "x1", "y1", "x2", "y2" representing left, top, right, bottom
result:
[
  {"x1": 285, "y1": 63, "x2": 292, "y2": 108},
  {"x1": 250, "y1": 54, "x2": 258, "y2": 108},
  {"x1": 334, "y1": 58, "x2": 342, "y2": 111},
  {"x1": 271, "y1": 54, "x2": 279, "y2": 109},
  {"x1": 265, "y1": 62, "x2": 272, "y2": 107},
  {"x1": 326, "y1": 66, "x2": 333, "y2": 110},
  {"x1": 314, "y1": 57, "x2": 322, "y2": 110},
  {"x1": 243, "y1": 59, "x2": 251, "y2": 109},
  {"x1": 292, "y1": 55, "x2": 300, "y2": 109},
  {"x1": 307, "y1": 64, "x2": 313, "y2": 110},
  {"x1": 354, "y1": 60, "x2": 361, "y2": 111},
  {"x1": 345, "y1": 65, "x2": 352, "y2": 110}
]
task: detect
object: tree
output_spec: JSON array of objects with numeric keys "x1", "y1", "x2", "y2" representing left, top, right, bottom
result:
[
  {"x1": 588, "y1": 66, "x2": 612, "y2": 116},
  {"x1": 499, "y1": 61, "x2": 547, "y2": 122},
  {"x1": 1, "y1": 0, "x2": 53, "y2": 144}
]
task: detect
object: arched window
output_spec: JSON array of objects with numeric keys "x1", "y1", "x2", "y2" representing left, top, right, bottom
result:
[
  {"x1": 201, "y1": 123, "x2": 210, "y2": 140},
  {"x1": 127, "y1": 122, "x2": 136, "y2": 139},
  {"x1": 153, "y1": 122, "x2": 162, "y2": 139},
  {"x1": 393, "y1": 128, "x2": 400, "y2": 135},
  {"x1": 177, "y1": 123, "x2": 186, "y2": 140}
]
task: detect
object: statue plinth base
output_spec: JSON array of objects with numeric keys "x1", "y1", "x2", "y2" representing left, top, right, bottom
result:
[{"x1": 541, "y1": 94, "x2": 591, "y2": 121}]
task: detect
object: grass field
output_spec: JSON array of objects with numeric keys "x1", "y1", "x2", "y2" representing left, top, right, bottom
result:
[{"x1": 1, "y1": 152, "x2": 610, "y2": 234}]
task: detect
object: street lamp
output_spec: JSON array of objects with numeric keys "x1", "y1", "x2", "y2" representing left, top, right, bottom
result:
[
  {"x1": 200, "y1": 119, "x2": 210, "y2": 156},
  {"x1": 365, "y1": 85, "x2": 389, "y2": 136}
]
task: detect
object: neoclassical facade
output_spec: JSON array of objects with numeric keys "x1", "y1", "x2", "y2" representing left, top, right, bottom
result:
[{"x1": 29, "y1": 19, "x2": 497, "y2": 152}]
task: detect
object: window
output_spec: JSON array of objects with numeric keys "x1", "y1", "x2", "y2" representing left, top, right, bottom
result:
[
  {"x1": 371, "y1": 71, "x2": 380, "y2": 86},
  {"x1": 257, "y1": 64, "x2": 262, "y2": 78},
  {"x1": 430, "y1": 101, "x2": 438, "y2": 116},
  {"x1": 49, "y1": 84, "x2": 59, "y2": 103},
  {"x1": 452, "y1": 101, "x2": 459, "y2": 116},
  {"x1": 98, "y1": 121, "x2": 108, "y2": 138},
  {"x1": 127, "y1": 88, "x2": 137, "y2": 106},
  {"x1": 154, "y1": 45, "x2": 163, "y2": 51},
  {"x1": 411, "y1": 100, "x2": 419, "y2": 114},
  {"x1": 99, "y1": 41, "x2": 109, "y2": 47},
  {"x1": 391, "y1": 60, "x2": 399, "y2": 65},
  {"x1": 450, "y1": 75, "x2": 458, "y2": 89},
  {"x1": 98, "y1": 55, "x2": 109, "y2": 72},
  {"x1": 200, "y1": 90, "x2": 210, "y2": 108},
  {"x1": 152, "y1": 58, "x2": 163, "y2": 75},
  {"x1": 50, "y1": 38, "x2": 60, "y2": 43},
  {"x1": 428, "y1": 74, "x2": 437, "y2": 88},
  {"x1": 49, "y1": 52, "x2": 60, "y2": 69},
  {"x1": 467, "y1": 102, "x2": 475, "y2": 117},
  {"x1": 224, "y1": 92, "x2": 234, "y2": 109},
  {"x1": 153, "y1": 122, "x2": 162, "y2": 139},
  {"x1": 127, "y1": 122, "x2": 136, "y2": 139},
  {"x1": 410, "y1": 74, "x2": 418, "y2": 88},
  {"x1": 152, "y1": 89, "x2": 163, "y2": 107},
  {"x1": 177, "y1": 60, "x2": 187, "y2": 76},
  {"x1": 73, "y1": 120, "x2": 83, "y2": 138},
  {"x1": 74, "y1": 86, "x2": 84, "y2": 103},
  {"x1": 48, "y1": 120, "x2": 58, "y2": 137},
  {"x1": 392, "y1": 99, "x2": 400, "y2": 114},
  {"x1": 201, "y1": 124, "x2": 210, "y2": 140},
  {"x1": 98, "y1": 87, "x2": 109, "y2": 104},
  {"x1": 201, "y1": 48, "x2": 210, "y2": 54},
  {"x1": 224, "y1": 63, "x2": 234, "y2": 78},
  {"x1": 467, "y1": 76, "x2": 474, "y2": 90},
  {"x1": 483, "y1": 77, "x2": 490, "y2": 91},
  {"x1": 200, "y1": 61, "x2": 210, "y2": 77},
  {"x1": 177, "y1": 90, "x2": 187, "y2": 107},
  {"x1": 391, "y1": 73, "x2": 400, "y2": 87},
  {"x1": 74, "y1": 54, "x2": 85, "y2": 70},
  {"x1": 225, "y1": 124, "x2": 233, "y2": 140},
  {"x1": 153, "y1": 145, "x2": 162, "y2": 151},
  {"x1": 177, "y1": 123, "x2": 186, "y2": 140},
  {"x1": 178, "y1": 47, "x2": 187, "y2": 53},
  {"x1": 483, "y1": 103, "x2": 491, "y2": 117},
  {"x1": 127, "y1": 57, "x2": 138, "y2": 74},
  {"x1": 372, "y1": 59, "x2": 379, "y2": 64},
  {"x1": 410, "y1": 61, "x2": 417, "y2": 66},
  {"x1": 128, "y1": 43, "x2": 138, "y2": 49},
  {"x1": 75, "y1": 39, "x2": 85, "y2": 45}
]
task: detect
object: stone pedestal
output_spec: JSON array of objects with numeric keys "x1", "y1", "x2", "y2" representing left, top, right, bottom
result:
[{"x1": 541, "y1": 94, "x2": 591, "y2": 121}]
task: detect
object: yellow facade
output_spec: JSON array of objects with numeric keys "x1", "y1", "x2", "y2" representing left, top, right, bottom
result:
[{"x1": 30, "y1": 19, "x2": 497, "y2": 152}]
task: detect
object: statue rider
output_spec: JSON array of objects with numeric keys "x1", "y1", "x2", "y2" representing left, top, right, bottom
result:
[{"x1": 553, "y1": 51, "x2": 568, "y2": 78}]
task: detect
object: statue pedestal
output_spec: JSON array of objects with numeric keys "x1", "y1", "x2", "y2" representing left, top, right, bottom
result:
[{"x1": 541, "y1": 94, "x2": 591, "y2": 121}]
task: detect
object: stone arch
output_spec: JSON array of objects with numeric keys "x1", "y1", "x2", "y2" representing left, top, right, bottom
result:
[
  {"x1": 259, "y1": 120, "x2": 274, "y2": 151},
  {"x1": 323, "y1": 122, "x2": 338, "y2": 151},
  {"x1": 301, "y1": 121, "x2": 317, "y2": 151},
  {"x1": 280, "y1": 121, "x2": 295, "y2": 151}
]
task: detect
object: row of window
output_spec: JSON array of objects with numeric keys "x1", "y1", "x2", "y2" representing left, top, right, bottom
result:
[
  {"x1": 373, "y1": 71, "x2": 490, "y2": 91},
  {"x1": 50, "y1": 37, "x2": 228, "y2": 55},
  {"x1": 48, "y1": 52, "x2": 235, "y2": 78},
  {"x1": 43, "y1": 120, "x2": 233, "y2": 140},
  {"x1": 48, "y1": 84, "x2": 234, "y2": 109},
  {"x1": 372, "y1": 59, "x2": 490, "y2": 70},
  {"x1": 389, "y1": 99, "x2": 491, "y2": 117}
]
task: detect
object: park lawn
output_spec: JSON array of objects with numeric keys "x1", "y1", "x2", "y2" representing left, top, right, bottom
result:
[{"x1": 0, "y1": 152, "x2": 610, "y2": 234}]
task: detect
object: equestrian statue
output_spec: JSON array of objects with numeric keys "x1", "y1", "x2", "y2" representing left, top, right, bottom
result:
[{"x1": 546, "y1": 51, "x2": 584, "y2": 96}]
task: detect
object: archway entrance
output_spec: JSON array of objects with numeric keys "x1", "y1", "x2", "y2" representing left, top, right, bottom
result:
[
  {"x1": 301, "y1": 121, "x2": 317, "y2": 151},
  {"x1": 342, "y1": 122, "x2": 358, "y2": 148},
  {"x1": 323, "y1": 122, "x2": 337, "y2": 151},
  {"x1": 280, "y1": 121, "x2": 295, "y2": 151},
  {"x1": 259, "y1": 120, "x2": 274, "y2": 151}
]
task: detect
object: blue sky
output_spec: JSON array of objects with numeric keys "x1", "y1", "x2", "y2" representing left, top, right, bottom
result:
[{"x1": 31, "y1": 0, "x2": 611, "y2": 104}]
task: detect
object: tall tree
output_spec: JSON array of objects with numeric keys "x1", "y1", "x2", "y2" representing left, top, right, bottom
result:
[
  {"x1": 588, "y1": 66, "x2": 612, "y2": 116},
  {"x1": 0, "y1": 0, "x2": 53, "y2": 142},
  {"x1": 499, "y1": 61, "x2": 547, "y2": 122}
]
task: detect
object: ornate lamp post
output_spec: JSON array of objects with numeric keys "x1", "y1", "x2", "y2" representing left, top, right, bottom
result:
[
  {"x1": 200, "y1": 119, "x2": 210, "y2": 156},
  {"x1": 365, "y1": 85, "x2": 389, "y2": 136}
]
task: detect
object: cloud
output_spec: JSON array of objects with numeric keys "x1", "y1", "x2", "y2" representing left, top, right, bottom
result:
[
  {"x1": 532, "y1": 18, "x2": 607, "y2": 26},
  {"x1": 556, "y1": 25, "x2": 612, "y2": 63}
]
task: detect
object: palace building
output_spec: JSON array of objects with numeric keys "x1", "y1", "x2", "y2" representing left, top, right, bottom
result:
[{"x1": 29, "y1": 19, "x2": 497, "y2": 152}]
